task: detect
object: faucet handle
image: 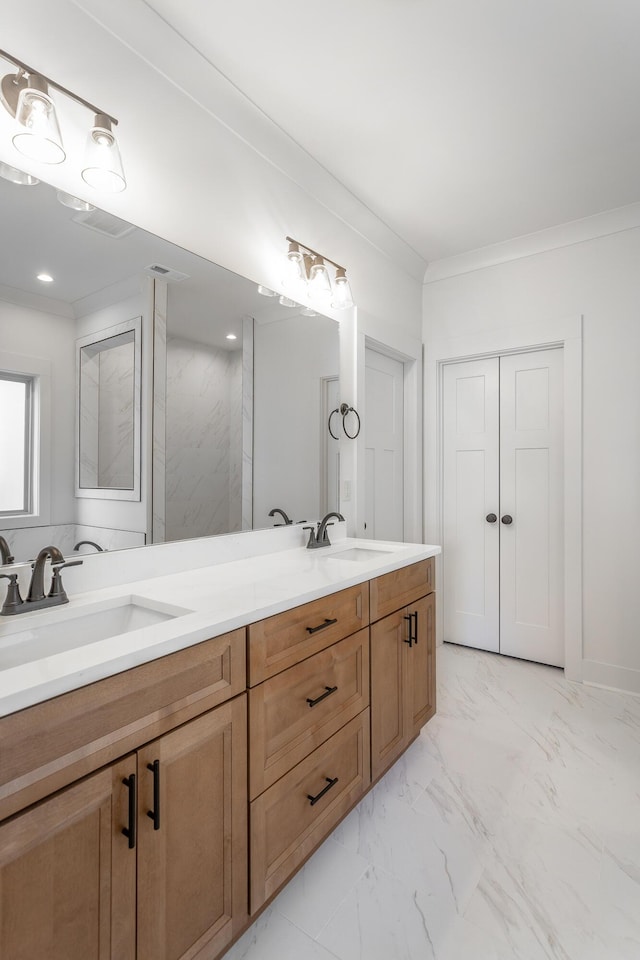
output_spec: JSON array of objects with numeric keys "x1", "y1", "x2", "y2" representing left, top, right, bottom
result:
[
  {"x1": 0, "y1": 573, "x2": 24, "y2": 615},
  {"x1": 49, "y1": 559, "x2": 83, "y2": 601},
  {"x1": 303, "y1": 525, "x2": 317, "y2": 548}
]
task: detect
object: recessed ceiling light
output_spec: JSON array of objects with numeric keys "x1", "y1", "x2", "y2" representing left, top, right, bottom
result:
[
  {"x1": 37, "y1": 273, "x2": 54, "y2": 283},
  {"x1": 226, "y1": 333, "x2": 237, "y2": 341}
]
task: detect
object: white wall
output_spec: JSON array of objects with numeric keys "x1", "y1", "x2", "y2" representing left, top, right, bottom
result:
[
  {"x1": 423, "y1": 226, "x2": 640, "y2": 694},
  {"x1": 253, "y1": 315, "x2": 339, "y2": 528}
]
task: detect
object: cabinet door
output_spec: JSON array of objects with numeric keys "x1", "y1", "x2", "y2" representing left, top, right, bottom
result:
[
  {"x1": 408, "y1": 593, "x2": 436, "y2": 738},
  {"x1": 137, "y1": 696, "x2": 248, "y2": 960},
  {"x1": 370, "y1": 607, "x2": 409, "y2": 781},
  {"x1": 0, "y1": 756, "x2": 136, "y2": 960}
]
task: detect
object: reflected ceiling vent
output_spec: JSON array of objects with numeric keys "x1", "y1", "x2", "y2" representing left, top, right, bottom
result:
[
  {"x1": 71, "y1": 207, "x2": 136, "y2": 239},
  {"x1": 144, "y1": 263, "x2": 190, "y2": 282}
]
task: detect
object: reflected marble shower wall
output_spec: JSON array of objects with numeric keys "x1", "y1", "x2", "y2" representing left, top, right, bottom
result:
[{"x1": 165, "y1": 337, "x2": 243, "y2": 541}]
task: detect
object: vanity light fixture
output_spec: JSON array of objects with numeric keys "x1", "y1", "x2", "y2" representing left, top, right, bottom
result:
[
  {"x1": 281, "y1": 237, "x2": 355, "y2": 310},
  {"x1": 0, "y1": 48, "x2": 126, "y2": 193},
  {"x1": 257, "y1": 284, "x2": 277, "y2": 297}
]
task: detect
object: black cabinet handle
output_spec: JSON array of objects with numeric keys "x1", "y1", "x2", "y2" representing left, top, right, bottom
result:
[
  {"x1": 122, "y1": 774, "x2": 136, "y2": 849},
  {"x1": 501, "y1": 515, "x2": 513, "y2": 525},
  {"x1": 147, "y1": 760, "x2": 160, "y2": 831},
  {"x1": 307, "y1": 776, "x2": 339, "y2": 806},
  {"x1": 486, "y1": 513, "x2": 497, "y2": 523},
  {"x1": 306, "y1": 617, "x2": 338, "y2": 635},
  {"x1": 403, "y1": 614, "x2": 413, "y2": 646},
  {"x1": 306, "y1": 685, "x2": 338, "y2": 708},
  {"x1": 412, "y1": 610, "x2": 419, "y2": 646}
]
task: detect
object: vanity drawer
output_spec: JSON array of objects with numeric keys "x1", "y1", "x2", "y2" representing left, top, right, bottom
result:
[
  {"x1": 250, "y1": 709, "x2": 370, "y2": 912},
  {"x1": 248, "y1": 583, "x2": 369, "y2": 685},
  {"x1": 249, "y1": 628, "x2": 369, "y2": 799},
  {"x1": 370, "y1": 558, "x2": 434, "y2": 622},
  {"x1": 0, "y1": 628, "x2": 246, "y2": 821}
]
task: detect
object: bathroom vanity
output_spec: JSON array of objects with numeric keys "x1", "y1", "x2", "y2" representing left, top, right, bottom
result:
[{"x1": 0, "y1": 530, "x2": 438, "y2": 960}]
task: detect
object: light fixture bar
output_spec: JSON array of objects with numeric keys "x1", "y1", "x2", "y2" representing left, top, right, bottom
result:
[
  {"x1": 285, "y1": 236, "x2": 345, "y2": 273},
  {"x1": 0, "y1": 48, "x2": 118, "y2": 126}
]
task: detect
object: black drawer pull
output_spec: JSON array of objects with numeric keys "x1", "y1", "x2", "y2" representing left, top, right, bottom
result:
[
  {"x1": 307, "y1": 776, "x2": 339, "y2": 806},
  {"x1": 306, "y1": 685, "x2": 338, "y2": 708},
  {"x1": 306, "y1": 617, "x2": 338, "y2": 635},
  {"x1": 412, "y1": 611, "x2": 419, "y2": 646},
  {"x1": 122, "y1": 774, "x2": 136, "y2": 849},
  {"x1": 147, "y1": 760, "x2": 160, "y2": 831},
  {"x1": 403, "y1": 614, "x2": 413, "y2": 646}
]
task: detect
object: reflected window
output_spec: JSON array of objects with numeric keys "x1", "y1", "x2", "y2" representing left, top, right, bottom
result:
[{"x1": 0, "y1": 372, "x2": 34, "y2": 516}]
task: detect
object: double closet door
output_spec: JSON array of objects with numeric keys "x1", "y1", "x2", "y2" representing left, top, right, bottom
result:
[{"x1": 443, "y1": 348, "x2": 564, "y2": 667}]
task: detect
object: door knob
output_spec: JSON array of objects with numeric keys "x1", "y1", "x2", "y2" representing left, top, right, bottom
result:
[
  {"x1": 485, "y1": 513, "x2": 497, "y2": 523},
  {"x1": 501, "y1": 515, "x2": 513, "y2": 525}
]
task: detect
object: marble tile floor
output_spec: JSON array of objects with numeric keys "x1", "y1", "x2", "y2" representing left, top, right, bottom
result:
[{"x1": 225, "y1": 643, "x2": 640, "y2": 960}]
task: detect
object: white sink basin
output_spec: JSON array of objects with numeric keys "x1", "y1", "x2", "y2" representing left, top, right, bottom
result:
[
  {"x1": 0, "y1": 596, "x2": 191, "y2": 670},
  {"x1": 324, "y1": 547, "x2": 395, "y2": 562}
]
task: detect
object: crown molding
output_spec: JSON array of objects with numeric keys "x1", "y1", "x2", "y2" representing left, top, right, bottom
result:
[{"x1": 424, "y1": 201, "x2": 640, "y2": 284}]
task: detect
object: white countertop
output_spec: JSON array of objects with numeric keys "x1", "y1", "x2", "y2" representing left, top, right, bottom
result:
[{"x1": 0, "y1": 535, "x2": 440, "y2": 717}]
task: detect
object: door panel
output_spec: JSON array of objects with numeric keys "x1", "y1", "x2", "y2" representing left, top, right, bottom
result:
[
  {"x1": 0, "y1": 757, "x2": 136, "y2": 960},
  {"x1": 500, "y1": 349, "x2": 564, "y2": 666},
  {"x1": 137, "y1": 698, "x2": 247, "y2": 960},
  {"x1": 443, "y1": 358, "x2": 500, "y2": 652}
]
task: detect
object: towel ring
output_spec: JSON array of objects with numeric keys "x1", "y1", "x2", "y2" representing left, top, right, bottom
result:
[
  {"x1": 328, "y1": 407, "x2": 340, "y2": 440},
  {"x1": 341, "y1": 403, "x2": 361, "y2": 440}
]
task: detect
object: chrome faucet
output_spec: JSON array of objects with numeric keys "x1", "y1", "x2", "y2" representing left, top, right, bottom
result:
[
  {"x1": 0, "y1": 535, "x2": 14, "y2": 565},
  {"x1": 268, "y1": 507, "x2": 293, "y2": 526},
  {"x1": 0, "y1": 545, "x2": 85, "y2": 615},
  {"x1": 305, "y1": 512, "x2": 345, "y2": 549}
]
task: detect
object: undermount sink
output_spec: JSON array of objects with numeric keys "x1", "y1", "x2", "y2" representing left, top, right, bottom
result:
[
  {"x1": 324, "y1": 547, "x2": 395, "y2": 562},
  {"x1": 0, "y1": 596, "x2": 191, "y2": 671}
]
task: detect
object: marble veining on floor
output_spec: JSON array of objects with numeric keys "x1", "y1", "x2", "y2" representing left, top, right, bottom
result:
[{"x1": 225, "y1": 643, "x2": 640, "y2": 960}]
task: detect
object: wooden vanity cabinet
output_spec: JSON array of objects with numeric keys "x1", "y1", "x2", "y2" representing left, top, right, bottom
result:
[
  {"x1": 0, "y1": 629, "x2": 248, "y2": 960},
  {"x1": 248, "y1": 588, "x2": 372, "y2": 913},
  {"x1": 370, "y1": 560, "x2": 436, "y2": 782}
]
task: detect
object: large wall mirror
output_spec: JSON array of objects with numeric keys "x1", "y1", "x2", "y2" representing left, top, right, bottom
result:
[{"x1": 0, "y1": 174, "x2": 339, "y2": 563}]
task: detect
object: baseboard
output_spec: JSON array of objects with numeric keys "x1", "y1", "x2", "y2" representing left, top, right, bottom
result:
[{"x1": 581, "y1": 659, "x2": 640, "y2": 698}]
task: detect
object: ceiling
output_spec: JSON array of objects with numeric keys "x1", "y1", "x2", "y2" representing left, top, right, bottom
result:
[{"x1": 144, "y1": 0, "x2": 640, "y2": 264}]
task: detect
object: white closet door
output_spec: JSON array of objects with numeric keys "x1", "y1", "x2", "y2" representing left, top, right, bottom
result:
[
  {"x1": 364, "y1": 349, "x2": 404, "y2": 541},
  {"x1": 499, "y1": 349, "x2": 564, "y2": 666},
  {"x1": 443, "y1": 358, "x2": 500, "y2": 652}
]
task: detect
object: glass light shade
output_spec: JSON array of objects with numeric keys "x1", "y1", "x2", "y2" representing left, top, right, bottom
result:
[
  {"x1": 257, "y1": 284, "x2": 277, "y2": 297},
  {"x1": 12, "y1": 76, "x2": 65, "y2": 165},
  {"x1": 56, "y1": 190, "x2": 95, "y2": 212},
  {"x1": 308, "y1": 259, "x2": 332, "y2": 303},
  {"x1": 0, "y1": 161, "x2": 39, "y2": 185},
  {"x1": 282, "y1": 241, "x2": 307, "y2": 295},
  {"x1": 81, "y1": 114, "x2": 126, "y2": 193},
  {"x1": 331, "y1": 269, "x2": 354, "y2": 309},
  {"x1": 278, "y1": 295, "x2": 297, "y2": 307}
]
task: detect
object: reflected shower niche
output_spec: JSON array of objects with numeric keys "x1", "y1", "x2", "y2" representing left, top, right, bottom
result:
[{"x1": 76, "y1": 316, "x2": 142, "y2": 501}]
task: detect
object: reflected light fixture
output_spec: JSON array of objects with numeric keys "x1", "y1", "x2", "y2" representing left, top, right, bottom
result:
[
  {"x1": 226, "y1": 333, "x2": 237, "y2": 341},
  {"x1": 0, "y1": 48, "x2": 126, "y2": 192},
  {"x1": 37, "y1": 273, "x2": 54, "y2": 282},
  {"x1": 280, "y1": 237, "x2": 355, "y2": 310},
  {"x1": 56, "y1": 190, "x2": 95, "y2": 212},
  {"x1": 0, "y1": 160, "x2": 38, "y2": 185},
  {"x1": 257, "y1": 284, "x2": 277, "y2": 297}
]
